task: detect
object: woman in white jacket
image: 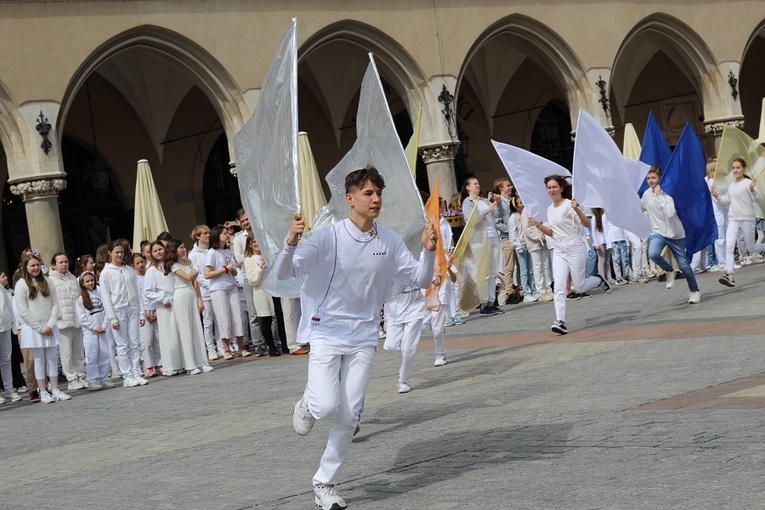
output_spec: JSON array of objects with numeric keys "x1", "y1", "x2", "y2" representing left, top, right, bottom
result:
[
  {"x1": 243, "y1": 236, "x2": 280, "y2": 356},
  {"x1": 14, "y1": 255, "x2": 71, "y2": 404},
  {"x1": 49, "y1": 253, "x2": 86, "y2": 390}
]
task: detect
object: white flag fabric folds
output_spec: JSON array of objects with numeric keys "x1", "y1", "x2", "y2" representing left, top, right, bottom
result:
[
  {"x1": 491, "y1": 140, "x2": 570, "y2": 223},
  {"x1": 451, "y1": 206, "x2": 490, "y2": 313},
  {"x1": 572, "y1": 109, "x2": 652, "y2": 240},
  {"x1": 233, "y1": 19, "x2": 300, "y2": 297},
  {"x1": 133, "y1": 159, "x2": 169, "y2": 250},
  {"x1": 311, "y1": 54, "x2": 425, "y2": 257}
]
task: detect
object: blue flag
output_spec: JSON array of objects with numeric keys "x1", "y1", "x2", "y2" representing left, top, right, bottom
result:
[
  {"x1": 660, "y1": 123, "x2": 717, "y2": 258},
  {"x1": 638, "y1": 111, "x2": 672, "y2": 196}
]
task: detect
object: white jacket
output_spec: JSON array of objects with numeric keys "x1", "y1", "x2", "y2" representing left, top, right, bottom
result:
[
  {"x1": 0, "y1": 287, "x2": 16, "y2": 333},
  {"x1": 244, "y1": 255, "x2": 275, "y2": 316},
  {"x1": 76, "y1": 289, "x2": 108, "y2": 332},
  {"x1": 49, "y1": 270, "x2": 81, "y2": 329},
  {"x1": 143, "y1": 265, "x2": 174, "y2": 307},
  {"x1": 189, "y1": 243, "x2": 211, "y2": 300},
  {"x1": 14, "y1": 277, "x2": 60, "y2": 334},
  {"x1": 100, "y1": 263, "x2": 143, "y2": 324}
]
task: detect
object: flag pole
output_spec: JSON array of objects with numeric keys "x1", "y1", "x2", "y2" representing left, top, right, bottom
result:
[{"x1": 713, "y1": 125, "x2": 729, "y2": 181}]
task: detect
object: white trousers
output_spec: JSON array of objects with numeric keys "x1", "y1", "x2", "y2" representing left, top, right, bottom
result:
[
  {"x1": 713, "y1": 208, "x2": 728, "y2": 265},
  {"x1": 210, "y1": 288, "x2": 244, "y2": 340},
  {"x1": 33, "y1": 346, "x2": 59, "y2": 381},
  {"x1": 139, "y1": 316, "x2": 162, "y2": 368},
  {"x1": 726, "y1": 219, "x2": 765, "y2": 273},
  {"x1": 201, "y1": 298, "x2": 219, "y2": 351},
  {"x1": 529, "y1": 248, "x2": 552, "y2": 294},
  {"x1": 424, "y1": 306, "x2": 447, "y2": 358},
  {"x1": 625, "y1": 230, "x2": 643, "y2": 278},
  {"x1": 552, "y1": 237, "x2": 601, "y2": 322},
  {"x1": 83, "y1": 329, "x2": 111, "y2": 383},
  {"x1": 281, "y1": 298, "x2": 301, "y2": 352},
  {"x1": 306, "y1": 340, "x2": 376, "y2": 486},
  {"x1": 112, "y1": 305, "x2": 142, "y2": 376},
  {"x1": 58, "y1": 327, "x2": 85, "y2": 382},
  {"x1": 0, "y1": 329, "x2": 13, "y2": 392},
  {"x1": 385, "y1": 318, "x2": 424, "y2": 386}
]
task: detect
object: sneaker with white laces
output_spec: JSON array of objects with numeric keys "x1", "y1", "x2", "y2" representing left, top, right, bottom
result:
[
  {"x1": 123, "y1": 375, "x2": 139, "y2": 388},
  {"x1": 134, "y1": 374, "x2": 149, "y2": 386},
  {"x1": 398, "y1": 382, "x2": 412, "y2": 394},
  {"x1": 434, "y1": 356, "x2": 448, "y2": 367},
  {"x1": 188, "y1": 368, "x2": 202, "y2": 375},
  {"x1": 67, "y1": 379, "x2": 85, "y2": 391},
  {"x1": 444, "y1": 317, "x2": 457, "y2": 327},
  {"x1": 293, "y1": 396, "x2": 316, "y2": 436},
  {"x1": 688, "y1": 291, "x2": 701, "y2": 304},
  {"x1": 40, "y1": 391, "x2": 55, "y2": 404},
  {"x1": 551, "y1": 320, "x2": 568, "y2": 335},
  {"x1": 52, "y1": 389, "x2": 72, "y2": 401},
  {"x1": 87, "y1": 380, "x2": 104, "y2": 391},
  {"x1": 313, "y1": 483, "x2": 347, "y2": 510},
  {"x1": 201, "y1": 365, "x2": 214, "y2": 373},
  {"x1": 100, "y1": 378, "x2": 116, "y2": 389},
  {"x1": 207, "y1": 349, "x2": 220, "y2": 361},
  {"x1": 665, "y1": 271, "x2": 676, "y2": 289},
  {"x1": 523, "y1": 294, "x2": 539, "y2": 303}
]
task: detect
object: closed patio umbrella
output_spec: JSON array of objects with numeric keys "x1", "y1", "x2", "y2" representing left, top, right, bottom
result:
[{"x1": 133, "y1": 159, "x2": 168, "y2": 249}]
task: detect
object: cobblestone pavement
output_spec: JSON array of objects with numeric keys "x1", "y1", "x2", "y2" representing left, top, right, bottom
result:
[{"x1": 1, "y1": 265, "x2": 764, "y2": 509}]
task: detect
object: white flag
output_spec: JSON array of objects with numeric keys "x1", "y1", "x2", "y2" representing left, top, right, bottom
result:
[
  {"x1": 572, "y1": 109, "x2": 652, "y2": 240},
  {"x1": 491, "y1": 140, "x2": 570, "y2": 223}
]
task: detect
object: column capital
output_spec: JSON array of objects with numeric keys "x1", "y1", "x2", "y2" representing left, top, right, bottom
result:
[
  {"x1": 10, "y1": 177, "x2": 67, "y2": 202},
  {"x1": 419, "y1": 143, "x2": 460, "y2": 164},
  {"x1": 703, "y1": 117, "x2": 745, "y2": 136}
]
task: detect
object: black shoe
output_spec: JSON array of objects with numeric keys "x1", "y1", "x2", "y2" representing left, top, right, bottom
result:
[
  {"x1": 579, "y1": 292, "x2": 592, "y2": 299},
  {"x1": 566, "y1": 292, "x2": 581, "y2": 301},
  {"x1": 479, "y1": 306, "x2": 498, "y2": 317},
  {"x1": 719, "y1": 274, "x2": 736, "y2": 287},
  {"x1": 269, "y1": 349, "x2": 282, "y2": 357},
  {"x1": 658, "y1": 273, "x2": 667, "y2": 282},
  {"x1": 596, "y1": 274, "x2": 612, "y2": 294},
  {"x1": 551, "y1": 320, "x2": 568, "y2": 334},
  {"x1": 506, "y1": 294, "x2": 521, "y2": 305},
  {"x1": 491, "y1": 305, "x2": 505, "y2": 314}
]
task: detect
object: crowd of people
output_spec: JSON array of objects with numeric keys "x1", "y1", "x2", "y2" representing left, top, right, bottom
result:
[{"x1": 0, "y1": 208, "x2": 308, "y2": 406}]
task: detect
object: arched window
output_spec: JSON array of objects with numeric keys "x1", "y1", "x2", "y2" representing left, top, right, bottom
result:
[
  {"x1": 531, "y1": 100, "x2": 574, "y2": 170},
  {"x1": 203, "y1": 134, "x2": 241, "y2": 227}
]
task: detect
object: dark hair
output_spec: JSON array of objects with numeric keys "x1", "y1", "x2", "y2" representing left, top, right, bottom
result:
[
  {"x1": 209, "y1": 225, "x2": 227, "y2": 250},
  {"x1": 79, "y1": 272, "x2": 96, "y2": 310},
  {"x1": 148, "y1": 241, "x2": 166, "y2": 269},
  {"x1": 510, "y1": 195, "x2": 523, "y2": 212},
  {"x1": 51, "y1": 252, "x2": 68, "y2": 268},
  {"x1": 244, "y1": 235, "x2": 259, "y2": 258},
  {"x1": 19, "y1": 255, "x2": 49, "y2": 300},
  {"x1": 156, "y1": 231, "x2": 173, "y2": 242},
  {"x1": 591, "y1": 207, "x2": 604, "y2": 233},
  {"x1": 95, "y1": 244, "x2": 110, "y2": 264},
  {"x1": 345, "y1": 166, "x2": 385, "y2": 194},
  {"x1": 459, "y1": 176, "x2": 478, "y2": 204},
  {"x1": 163, "y1": 239, "x2": 184, "y2": 275},
  {"x1": 544, "y1": 175, "x2": 572, "y2": 199},
  {"x1": 647, "y1": 165, "x2": 662, "y2": 178},
  {"x1": 140, "y1": 240, "x2": 151, "y2": 253},
  {"x1": 75, "y1": 254, "x2": 94, "y2": 277},
  {"x1": 94, "y1": 261, "x2": 106, "y2": 283}
]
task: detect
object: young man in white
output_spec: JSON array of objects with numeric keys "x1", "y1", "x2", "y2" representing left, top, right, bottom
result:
[{"x1": 274, "y1": 167, "x2": 437, "y2": 510}]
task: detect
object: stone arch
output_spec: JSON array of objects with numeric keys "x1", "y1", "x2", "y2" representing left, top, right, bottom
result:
[
  {"x1": 457, "y1": 14, "x2": 591, "y2": 133},
  {"x1": 740, "y1": 19, "x2": 765, "y2": 139},
  {"x1": 611, "y1": 13, "x2": 728, "y2": 122},
  {"x1": 57, "y1": 25, "x2": 248, "y2": 159},
  {"x1": 298, "y1": 19, "x2": 430, "y2": 139},
  {"x1": 0, "y1": 79, "x2": 25, "y2": 178}
]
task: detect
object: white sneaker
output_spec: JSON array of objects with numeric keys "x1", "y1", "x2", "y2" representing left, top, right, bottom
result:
[
  {"x1": 123, "y1": 375, "x2": 139, "y2": 388},
  {"x1": 665, "y1": 271, "x2": 676, "y2": 289},
  {"x1": 134, "y1": 375, "x2": 149, "y2": 386},
  {"x1": 52, "y1": 389, "x2": 72, "y2": 401},
  {"x1": 751, "y1": 254, "x2": 764, "y2": 264},
  {"x1": 188, "y1": 368, "x2": 202, "y2": 375},
  {"x1": 740, "y1": 256, "x2": 752, "y2": 266},
  {"x1": 40, "y1": 391, "x2": 55, "y2": 404},
  {"x1": 688, "y1": 291, "x2": 701, "y2": 304},
  {"x1": 87, "y1": 380, "x2": 104, "y2": 391},
  {"x1": 314, "y1": 483, "x2": 347, "y2": 510},
  {"x1": 398, "y1": 382, "x2": 412, "y2": 394},
  {"x1": 523, "y1": 294, "x2": 539, "y2": 303},
  {"x1": 292, "y1": 396, "x2": 316, "y2": 436},
  {"x1": 434, "y1": 356, "x2": 448, "y2": 367},
  {"x1": 201, "y1": 365, "x2": 214, "y2": 373},
  {"x1": 100, "y1": 378, "x2": 116, "y2": 389},
  {"x1": 67, "y1": 379, "x2": 85, "y2": 391},
  {"x1": 5, "y1": 391, "x2": 22, "y2": 402},
  {"x1": 207, "y1": 349, "x2": 220, "y2": 361}
]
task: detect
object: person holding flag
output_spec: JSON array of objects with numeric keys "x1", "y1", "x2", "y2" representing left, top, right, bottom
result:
[
  {"x1": 641, "y1": 166, "x2": 701, "y2": 303},
  {"x1": 275, "y1": 167, "x2": 437, "y2": 510}
]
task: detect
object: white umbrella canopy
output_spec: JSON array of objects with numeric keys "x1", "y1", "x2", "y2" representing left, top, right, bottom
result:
[
  {"x1": 298, "y1": 131, "x2": 327, "y2": 230},
  {"x1": 133, "y1": 159, "x2": 169, "y2": 249}
]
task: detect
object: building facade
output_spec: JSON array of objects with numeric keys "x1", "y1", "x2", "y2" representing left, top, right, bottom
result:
[{"x1": 1, "y1": 0, "x2": 764, "y2": 268}]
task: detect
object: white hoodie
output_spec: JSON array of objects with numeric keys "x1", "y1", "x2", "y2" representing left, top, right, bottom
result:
[{"x1": 100, "y1": 263, "x2": 143, "y2": 324}]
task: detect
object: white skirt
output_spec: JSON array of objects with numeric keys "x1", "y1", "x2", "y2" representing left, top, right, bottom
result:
[{"x1": 19, "y1": 323, "x2": 61, "y2": 349}]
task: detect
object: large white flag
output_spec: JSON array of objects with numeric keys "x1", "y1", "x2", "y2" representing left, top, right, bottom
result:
[
  {"x1": 572, "y1": 109, "x2": 652, "y2": 240},
  {"x1": 491, "y1": 140, "x2": 570, "y2": 223}
]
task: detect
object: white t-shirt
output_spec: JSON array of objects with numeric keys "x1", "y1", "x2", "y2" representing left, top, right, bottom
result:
[
  {"x1": 546, "y1": 200, "x2": 582, "y2": 240},
  {"x1": 204, "y1": 249, "x2": 237, "y2": 292},
  {"x1": 274, "y1": 218, "x2": 435, "y2": 347},
  {"x1": 384, "y1": 286, "x2": 426, "y2": 324}
]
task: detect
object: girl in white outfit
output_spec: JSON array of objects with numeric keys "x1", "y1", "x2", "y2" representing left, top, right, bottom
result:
[
  {"x1": 167, "y1": 239, "x2": 213, "y2": 375},
  {"x1": 243, "y1": 236, "x2": 281, "y2": 356},
  {"x1": 509, "y1": 196, "x2": 537, "y2": 302},
  {"x1": 711, "y1": 158, "x2": 765, "y2": 287},
  {"x1": 144, "y1": 241, "x2": 182, "y2": 376},
  {"x1": 705, "y1": 157, "x2": 728, "y2": 271},
  {"x1": 49, "y1": 253, "x2": 86, "y2": 390},
  {"x1": 529, "y1": 175, "x2": 610, "y2": 335},
  {"x1": 0, "y1": 270, "x2": 20, "y2": 403},
  {"x1": 76, "y1": 271, "x2": 114, "y2": 390},
  {"x1": 521, "y1": 204, "x2": 553, "y2": 301},
  {"x1": 384, "y1": 285, "x2": 426, "y2": 394},
  {"x1": 460, "y1": 177, "x2": 504, "y2": 316},
  {"x1": 204, "y1": 225, "x2": 250, "y2": 359},
  {"x1": 133, "y1": 253, "x2": 161, "y2": 377},
  {"x1": 14, "y1": 255, "x2": 71, "y2": 404},
  {"x1": 100, "y1": 241, "x2": 148, "y2": 388}
]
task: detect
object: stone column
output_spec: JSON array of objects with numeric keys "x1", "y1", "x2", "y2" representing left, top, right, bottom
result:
[
  {"x1": 420, "y1": 143, "x2": 460, "y2": 200},
  {"x1": 704, "y1": 117, "x2": 745, "y2": 153},
  {"x1": 10, "y1": 177, "x2": 67, "y2": 263}
]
